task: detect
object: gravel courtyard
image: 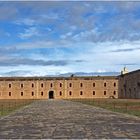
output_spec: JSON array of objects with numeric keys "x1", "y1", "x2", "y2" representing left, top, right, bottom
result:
[{"x1": 0, "y1": 100, "x2": 140, "y2": 139}]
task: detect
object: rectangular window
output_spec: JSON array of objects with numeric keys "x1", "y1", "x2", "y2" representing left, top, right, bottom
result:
[
  {"x1": 93, "y1": 91, "x2": 95, "y2": 95},
  {"x1": 93, "y1": 83, "x2": 95, "y2": 87},
  {"x1": 104, "y1": 91, "x2": 106, "y2": 95},
  {"x1": 114, "y1": 91, "x2": 116, "y2": 95},
  {"x1": 41, "y1": 92, "x2": 43, "y2": 96},
  {"x1": 104, "y1": 83, "x2": 106, "y2": 87},
  {"x1": 80, "y1": 91, "x2": 83, "y2": 95},
  {"x1": 60, "y1": 91, "x2": 62, "y2": 96},
  {"x1": 114, "y1": 83, "x2": 116, "y2": 87},
  {"x1": 80, "y1": 83, "x2": 83, "y2": 87},
  {"x1": 9, "y1": 92, "x2": 11, "y2": 96}
]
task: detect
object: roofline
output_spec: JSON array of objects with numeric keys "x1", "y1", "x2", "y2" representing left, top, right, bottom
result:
[
  {"x1": 0, "y1": 76, "x2": 118, "y2": 81},
  {"x1": 118, "y1": 69, "x2": 140, "y2": 77}
]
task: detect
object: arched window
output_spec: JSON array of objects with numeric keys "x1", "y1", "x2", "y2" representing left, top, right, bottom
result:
[
  {"x1": 9, "y1": 84, "x2": 11, "y2": 88},
  {"x1": 32, "y1": 92, "x2": 34, "y2": 96},
  {"x1": 21, "y1": 84, "x2": 23, "y2": 88},
  {"x1": 32, "y1": 83, "x2": 34, "y2": 88},
  {"x1": 41, "y1": 83, "x2": 43, "y2": 88},
  {"x1": 9, "y1": 92, "x2": 11, "y2": 96},
  {"x1": 69, "y1": 83, "x2": 72, "y2": 87},
  {"x1": 60, "y1": 91, "x2": 62, "y2": 96},
  {"x1": 69, "y1": 91, "x2": 72, "y2": 95},
  {"x1": 50, "y1": 83, "x2": 53, "y2": 87},
  {"x1": 60, "y1": 83, "x2": 62, "y2": 87},
  {"x1": 21, "y1": 92, "x2": 23, "y2": 96}
]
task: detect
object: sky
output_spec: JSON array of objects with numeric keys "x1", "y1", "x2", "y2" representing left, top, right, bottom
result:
[{"x1": 0, "y1": 1, "x2": 140, "y2": 76}]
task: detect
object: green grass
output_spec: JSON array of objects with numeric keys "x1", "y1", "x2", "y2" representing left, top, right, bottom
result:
[
  {"x1": 69, "y1": 99, "x2": 140, "y2": 117},
  {"x1": 0, "y1": 99, "x2": 34, "y2": 117}
]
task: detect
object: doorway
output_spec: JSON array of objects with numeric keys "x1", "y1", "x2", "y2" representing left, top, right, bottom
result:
[{"x1": 49, "y1": 91, "x2": 54, "y2": 99}]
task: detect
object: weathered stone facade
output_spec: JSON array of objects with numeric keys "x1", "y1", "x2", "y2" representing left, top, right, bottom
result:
[
  {"x1": 0, "y1": 69, "x2": 139, "y2": 99},
  {"x1": 0, "y1": 76, "x2": 118, "y2": 99},
  {"x1": 118, "y1": 69, "x2": 140, "y2": 99}
]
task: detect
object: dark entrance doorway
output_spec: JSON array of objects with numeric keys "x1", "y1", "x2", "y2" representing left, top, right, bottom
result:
[{"x1": 49, "y1": 91, "x2": 54, "y2": 99}]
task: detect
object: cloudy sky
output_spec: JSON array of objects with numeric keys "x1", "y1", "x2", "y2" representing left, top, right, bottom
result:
[{"x1": 0, "y1": 1, "x2": 140, "y2": 76}]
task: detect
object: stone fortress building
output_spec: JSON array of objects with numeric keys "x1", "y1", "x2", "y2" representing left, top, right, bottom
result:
[
  {"x1": 0, "y1": 68, "x2": 139, "y2": 99},
  {"x1": 119, "y1": 68, "x2": 140, "y2": 99}
]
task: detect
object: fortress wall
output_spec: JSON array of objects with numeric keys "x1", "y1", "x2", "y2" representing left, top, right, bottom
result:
[
  {"x1": 1, "y1": 69, "x2": 140, "y2": 100},
  {"x1": 118, "y1": 70, "x2": 140, "y2": 99},
  {"x1": 0, "y1": 77, "x2": 118, "y2": 99},
  {"x1": 65, "y1": 79, "x2": 118, "y2": 99}
]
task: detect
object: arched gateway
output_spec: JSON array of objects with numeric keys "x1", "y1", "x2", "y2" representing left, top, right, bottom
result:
[{"x1": 48, "y1": 91, "x2": 54, "y2": 99}]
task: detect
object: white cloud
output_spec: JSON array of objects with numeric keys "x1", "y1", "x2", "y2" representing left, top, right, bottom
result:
[
  {"x1": 41, "y1": 14, "x2": 59, "y2": 20},
  {"x1": 60, "y1": 32, "x2": 73, "y2": 39},
  {"x1": 19, "y1": 27, "x2": 39, "y2": 39},
  {"x1": 14, "y1": 18, "x2": 36, "y2": 26},
  {"x1": 2, "y1": 39, "x2": 140, "y2": 74},
  {"x1": 72, "y1": 28, "x2": 99, "y2": 41}
]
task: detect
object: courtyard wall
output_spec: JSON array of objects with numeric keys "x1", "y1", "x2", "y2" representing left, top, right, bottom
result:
[{"x1": 0, "y1": 76, "x2": 118, "y2": 99}]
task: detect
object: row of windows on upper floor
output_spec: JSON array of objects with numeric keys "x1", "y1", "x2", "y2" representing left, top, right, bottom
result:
[
  {"x1": 4, "y1": 82, "x2": 117, "y2": 88},
  {"x1": 2, "y1": 91, "x2": 117, "y2": 97}
]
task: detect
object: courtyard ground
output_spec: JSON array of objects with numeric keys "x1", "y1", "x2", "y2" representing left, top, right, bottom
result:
[{"x1": 0, "y1": 99, "x2": 140, "y2": 139}]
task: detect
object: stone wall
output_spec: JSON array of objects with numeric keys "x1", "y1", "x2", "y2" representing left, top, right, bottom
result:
[
  {"x1": 118, "y1": 69, "x2": 140, "y2": 99},
  {"x1": 0, "y1": 76, "x2": 118, "y2": 99}
]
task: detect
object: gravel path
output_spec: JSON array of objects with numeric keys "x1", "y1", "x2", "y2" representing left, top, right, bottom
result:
[{"x1": 0, "y1": 100, "x2": 140, "y2": 139}]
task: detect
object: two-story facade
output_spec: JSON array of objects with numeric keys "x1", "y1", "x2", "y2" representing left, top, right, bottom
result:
[{"x1": 0, "y1": 76, "x2": 118, "y2": 99}]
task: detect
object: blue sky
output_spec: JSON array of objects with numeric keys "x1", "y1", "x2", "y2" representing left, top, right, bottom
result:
[{"x1": 0, "y1": 1, "x2": 140, "y2": 76}]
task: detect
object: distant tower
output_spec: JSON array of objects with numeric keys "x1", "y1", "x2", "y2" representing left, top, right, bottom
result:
[
  {"x1": 70, "y1": 74, "x2": 74, "y2": 77},
  {"x1": 121, "y1": 67, "x2": 129, "y2": 75}
]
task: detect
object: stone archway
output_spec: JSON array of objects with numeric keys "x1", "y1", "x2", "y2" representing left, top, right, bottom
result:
[{"x1": 48, "y1": 91, "x2": 54, "y2": 99}]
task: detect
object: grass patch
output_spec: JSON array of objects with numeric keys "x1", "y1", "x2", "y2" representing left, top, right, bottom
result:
[
  {"x1": 0, "y1": 99, "x2": 34, "y2": 117},
  {"x1": 69, "y1": 99, "x2": 140, "y2": 117}
]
